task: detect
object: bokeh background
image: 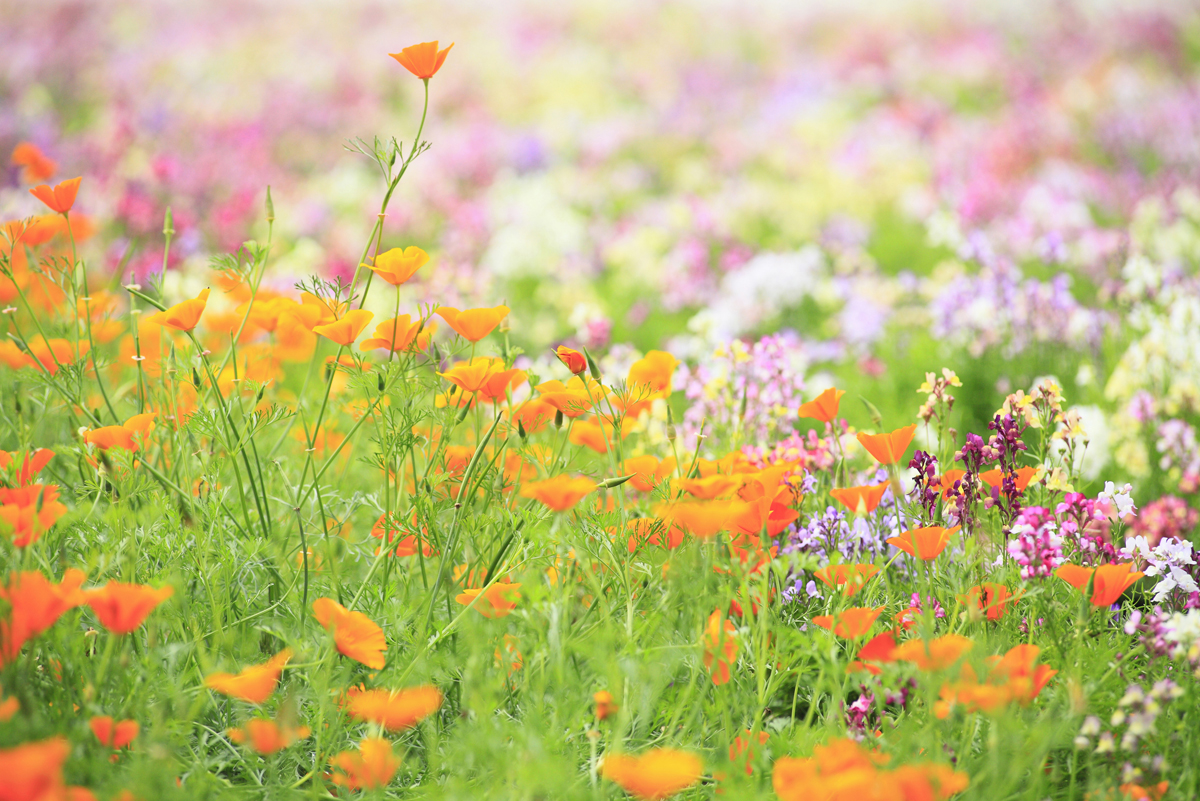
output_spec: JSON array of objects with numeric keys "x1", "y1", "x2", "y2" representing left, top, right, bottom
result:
[{"x1": 6, "y1": 0, "x2": 1200, "y2": 494}]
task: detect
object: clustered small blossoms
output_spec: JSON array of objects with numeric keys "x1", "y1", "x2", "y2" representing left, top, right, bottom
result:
[
  {"x1": 1056, "y1": 492, "x2": 1117, "y2": 565},
  {"x1": 916, "y1": 368, "x2": 961, "y2": 424},
  {"x1": 948, "y1": 433, "x2": 989, "y2": 532},
  {"x1": 1163, "y1": 609, "x2": 1200, "y2": 674},
  {"x1": 1075, "y1": 679, "x2": 1183, "y2": 792},
  {"x1": 844, "y1": 681, "x2": 917, "y2": 740},
  {"x1": 984, "y1": 413, "x2": 1028, "y2": 526},
  {"x1": 999, "y1": 379, "x2": 1064, "y2": 431},
  {"x1": 743, "y1": 428, "x2": 838, "y2": 475},
  {"x1": 1132, "y1": 495, "x2": 1199, "y2": 548},
  {"x1": 1120, "y1": 536, "x2": 1199, "y2": 605},
  {"x1": 908, "y1": 450, "x2": 940, "y2": 522},
  {"x1": 1156, "y1": 419, "x2": 1200, "y2": 493},
  {"x1": 1006, "y1": 507, "x2": 1064, "y2": 580},
  {"x1": 1125, "y1": 608, "x2": 1175, "y2": 660}
]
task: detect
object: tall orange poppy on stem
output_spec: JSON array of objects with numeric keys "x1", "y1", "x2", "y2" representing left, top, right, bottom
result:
[
  {"x1": 85, "y1": 583, "x2": 174, "y2": 635},
  {"x1": 204, "y1": 649, "x2": 293, "y2": 704},
  {"x1": 1055, "y1": 563, "x2": 1144, "y2": 607},
  {"x1": 330, "y1": 737, "x2": 401, "y2": 791},
  {"x1": 702, "y1": 609, "x2": 739, "y2": 685},
  {"x1": 89, "y1": 717, "x2": 139, "y2": 749},
  {"x1": 29, "y1": 177, "x2": 82, "y2": 214},
  {"x1": 365, "y1": 246, "x2": 429, "y2": 285},
  {"x1": 436, "y1": 305, "x2": 510, "y2": 342},
  {"x1": 313, "y1": 597, "x2": 387, "y2": 669},
  {"x1": 798, "y1": 387, "x2": 845, "y2": 423},
  {"x1": 345, "y1": 686, "x2": 443, "y2": 730},
  {"x1": 313, "y1": 309, "x2": 374, "y2": 347},
  {"x1": 389, "y1": 41, "x2": 454, "y2": 80},
  {"x1": 886, "y1": 525, "x2": 960, "y2": 561},
  {"x1": 148, "y1": 288, "x2": 210, "y2": 332},
  {"x1": 811, "y1": 606, "x2": 883, "y2": 639},
  {"x1": 601, "y1": 749, "x2": 703, "y2": 800},
  {"x1": 856, "y1": 424, "x2": 918, "y2": 466},
  {"x1": 520, "y1": 475, "x2": 595, "y2": 512},
  {"x1": 228, "y1": 718, "x2": 310, "y2": 755},
  {"x1": 893, "y1": 634, "x2": 974, "y2": 671},
  {"x1": 812, "y1": 564, "x2": 880, "y2": 597},
  {"x1": 455, "y1": 582, "x2": 522, "y2": 618},
  {"x1": 829, "y1": 483, "x2": 889, "y2": 515}
]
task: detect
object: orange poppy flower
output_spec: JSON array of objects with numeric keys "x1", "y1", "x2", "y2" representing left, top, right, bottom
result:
[
  {"x1": 847, "y1": 631, "x2": 898, "y2": 674},
  {"x1": 89, "y1": 716, "x2": 139, "y2": 749},
  {"x1": 0, "y1": 687, "x2": 16, "y2": 722},
  {"x1": 856, "y1": 424, "x2": 918, "y2": 466},
  {"x1": 893, "y1": 634, "x2": 974, "y2": 671},
  {"x1": 989, "y1": 644, "x2": 1057, "y2": 704},
  {"x1": 620, "y1": 517, "x2": 685, "y2": 553},
  {"x1": 0, "y1": 448, "x2": 54, "y2": 487},
  {"x1": 147, "y1": 287, "x2": 210, "y2": 332},
  {"x1": 520, "y1": 475, "x2": 595, "y2": 512},
  {"x1": 729, "y1": 730, "x2": 770, "y2": 776},
  {"x1": 456, "y1": 582, "x2": 522, "y2": 618},
  {"x1": 554, "y1": 345, "x2": 588, "y2": 375},
  {"x1": 627, "y1": 350, "x2": 680, "y2": 395},
  {"x1": 812, "y1": 606, "x2": 883, "y2": 639},
  {"x1": 360, "y1": 315, "x2": 433, "y2": 353},
  {"x1": 388, "y1": 41, "x2": 454, "y2": 80},
  {"x1": 959, "y1": 583, "x2": 1017, "y2": 621},
  {"x1": 204, "y1": 649, "x2": 293, "y2": 704},
  {"x1": 0, "y1": 484, "x2": 69, "y2": 547},
  {"x1": 83, "y1": 425, "x2": 137, "y2": 452},
  {"x1": 594, "y1": 690, "x2": 617, "y2": 721},
  {"x1": 1055, "y1": 563, "x2": 1144, "y2": 607},
  {"x1": 313, "y1": 597, "x2": 387, "y2": 669},
  {"x1": 938, "y1": 469, "x2": 967, "y2": 498},
  {"x1": 0, "y1": 736, "x2": 69, "y2": 801},
  {"x1": 495, "y1": 633, "x2": 523, "y2": 675},
  {"x1": 674, "y1": 474, "x2": 743, "y2": 500},
  {"x1": 0, "y1": 568, "x2": 86, "y2": 666},
  {"x1": 228, "y1": 718, "x2": 311, "y2": 755},
  {"x1": 886, "y1": 525, "x2": 959, "y2": 561},
  {"x1": 11, "y1": 142, "x2": 57, "y2": 183},
  {"x1": 511, "y1": 398, "x2": 556, "y2": 434},
  {"x1": 623, "y1": 455, "x2": 676, "y2": 492},
  {"x1": 365, "y1": 246, "x2": 429, "y2": 286},
  {"x1": 330, "y1": 737, "x2": 401, "y2": 791},
  {"x1": 601, "y1": 748, "x2": 703, "y2": 800},
  {"x1": 85, "y1": 583, "x2": 174, "y2": 635},
  {"x1": 654, "y1": 500, "x2": 748, "y2": 539},
  {"x1": 1119, "y1": 781, "x2": 1170, "y2": 801},
  {"x1": 797, "y1": 387, "x2": 845, "y2": 423},
  {"x1": 345, "y1": 685, "x2": 443, "y2": 731},
  {"x1": 313, "y1": 309, "x2": 374, "y2": 347},
  {"x1": 813, "y1": 563, "x2": 880, "y2": 597},
  {"x1": 25, "y1": 337, "x2": 87, "y2": 375},
  {"x1": 829, "y1": 483, "x2": 889, "y2": 515},
  {"x1": 436, "y1": 305, "x2": 510, "y2": 342},
  {"x1": 30, "y1": 177, "x2": 82, "y2": 214},
  {"x1": 702, "y1": 609, "x2": 739, "y2": 685},
  {"x1": 979, "y1": 466, "x2": 1038, "y2": 492},
  {"x1": 536, "y1": 382, "x2": 594, "y2": 418}
]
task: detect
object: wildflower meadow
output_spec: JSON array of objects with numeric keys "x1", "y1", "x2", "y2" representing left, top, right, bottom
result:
[{"x1": 6, "y1": 2, "x2": 1200, "y2": 799}]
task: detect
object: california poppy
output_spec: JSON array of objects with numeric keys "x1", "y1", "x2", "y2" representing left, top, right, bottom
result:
[
  {"x1": 536, "y1": 380, "x2": 595, "y2": 418},
  {"x1": 594, "y1": 690, "x2": 617, "y2": 721},
  {"x1": 30, "y1": 177, "x2": 82, "y2": 214},
  {"x1": 345, "y1": 685, "x2": 443, "y2": 730},
  {"x1": 655, "y1": 500, "x2": 748, "y2": 539},
  {"x1": 511, "y1": 398, "x2": 556, "y2": 435},
  {"x1": 83, "y1": 426, "x2": 137, "y2": 452},
  {"x1": 388, "y1": 41, "x2": 454, "y2": 80},
  {"x1": 989, "y1": 644, "x2": 1057, "y2": 704},
  {"x1": 0, "y1": 448, "x2": 54, "y2": 487},
  {"x1": 89, "y1": 716, "x2": 139, "y2": 749},
  {"x1": 797, "y1": 387, "x2": 845, "y2": 423},
  {"x1": 228, "y1": 718, "x2": 310, "y2": 755},
  {"x1": 520, "y1": 475, "x2": 595, "y2": 512},
  {"x1": 330, "y1": 737, "x2": 401, "y2": 790},
  {"x1": 812, "y1": 563, "x2": 880, "y2": 598},
  {"x1": 436, "y1": 305, "x2": 510, "y2": 342},
  {"x1": 959, "y1": 583, "x2": 1016, "y2": 621},
  {"x1": 847, "y1": 631, "x2": 898, "y2": 675},
  {"x1": 11, "y1": 142, "x2": 57, "y2": 183},
  {"x1": 1055, "y1": 563, "x2": 1144, "y2": 607},
  {"x1": 149, "y1": 288, "x2": 210, "y2": 332},
  {"x1": 0, "y1": 737, "x2": 69, "y2": 801},
  {"x1": 601, "y1": 748, "x2": 703, "y2": 800},
  {"x1": 980, "y1": 466, "x2": 1038, "y2": 493},
  {"x1": 812, "y1": 606, "x2": 883, "y2": 639},
  {"x1": 856, "y1": 424, "x2": 918, "y2": 466},
  {"x1": 85, "y1": 583, "x2": 174, "y2": 635},
  {"x1": 204, "y1": 649, "x2": 293, "y2": 704},
  {"x1": 0, "y1": 568, "x2": 86, "y2": 665},
  {"x1": 829, "y1": 483, "x2": 889, "y2": 515},
  {"x1": 360, "y1": 315, "x2": 433, "y2": 353},
  {"x1": 893, "y1": 634, "x2": 974, "y2": 671},
  {"x1": 623, "y1": 455, "x2": 676, "y2": 493},
  {"x1": 886, "y1": 525, "x2": 959, "y2": 561},
  {"x1": 674, "y1": 474, "x2": 742, "y2": 500},
  {"x1": 702, "y1": 609, "x2": 739, "y2": 685},
  {"x1": 0, "y1": 484, "x2": 69, "y2": 547},
  {"x1": 455, "y1": 582, "x2": 522, "y2": 618},
  {"x1": 25, "y1": 337, "x2": 87, "y2": 375},
  {"x1": 627, "y1": 350, "x2": 679, "y2": 395},
  {"x1": 938, "y1": 469, "x2": 966, "y2": 498},
  {"x1": 366, "y1": 246, "x2": 429, "y2": 285},
  {"x1": 439, "y1": 357, "x2": 515, "y2": 395},
  {"x1": 554, "y1": 345, "x2": 588, "y2": 375},
  {"x1": 313, "y1": 309, "x2": 374, "y2": 347},
  {"x1": 313, "y1": 597, "x2": 387, "y2": 669},
  {"x1": 729, "y1": 730, "x2": 770, "y2": 776},
  {"x1": 0, "y1": 687, "x2": 16, "y2": 722}
]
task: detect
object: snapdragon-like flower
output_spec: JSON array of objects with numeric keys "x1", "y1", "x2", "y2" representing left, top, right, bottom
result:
[
  {"x1": 1121, "y1": 536, "x2": 1199, "y2": 605},
  {"x1": 1006, "y1": 507, "x2": 1064, "y2": 580}
]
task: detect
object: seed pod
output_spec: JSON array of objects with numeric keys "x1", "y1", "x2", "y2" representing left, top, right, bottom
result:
[
  {"x1": 255, "y1": 384, "x2": 266, "y2": 404},
  {"x1": 584, "y1": 346, "x2": 601, "y2": 380},
  {"x1": 859, "y1": 397, "x2": 884, "y2": 429},
  {"x1": 598, "y1": 473, "x2": 636, "y2": 489},
  {"x1": 518, "y1": 419, "x2": 527, "y2": 440},
  {"x1": 554, "y1": 409, "x2": 564, "y2": 429},
  {"x1": 377, "y1": 372, "x2": 386, "y2": 392},
  {"x1": 192, "y1": 367, "x2": 202, "y2": 389}
]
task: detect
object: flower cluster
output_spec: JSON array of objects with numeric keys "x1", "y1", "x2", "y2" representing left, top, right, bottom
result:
[{"x1": 1006, "y1": 507, "x2": 1064, "y2": 580}]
